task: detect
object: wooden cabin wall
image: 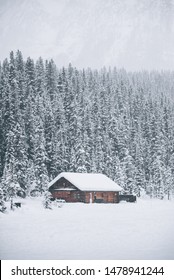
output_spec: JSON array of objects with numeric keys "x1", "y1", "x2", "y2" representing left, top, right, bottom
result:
[
  {"x1": 51, "y1": 190, "x2": 82, "y2": 202},
  {"x1": 51, "y1": 190, "x2": 119, "y2": 203},
  {"x1": 84, "y1": 191, "x2": 119, "y2": 203}
]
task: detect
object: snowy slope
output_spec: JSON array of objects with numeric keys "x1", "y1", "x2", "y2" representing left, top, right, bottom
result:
[
  {"x1": 0, "y1": 198, "x2": 174, "y2": 260},
  {"x1": 0, "y1": 0, "x2": 174, "y2": 70}
]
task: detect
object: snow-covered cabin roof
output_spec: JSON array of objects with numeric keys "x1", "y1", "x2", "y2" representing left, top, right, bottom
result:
[{"x1": 48, "y1": 172, "x2": 122, "y2": 192}]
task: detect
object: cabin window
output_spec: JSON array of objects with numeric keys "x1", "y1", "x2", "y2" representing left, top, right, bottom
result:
[{"x1": 73, "y1": 192, "x2": 80, "y2": 199}]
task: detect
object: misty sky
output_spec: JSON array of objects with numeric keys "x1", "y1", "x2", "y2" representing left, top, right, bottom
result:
[{"x1": 0, "y1": 0, "x2": 174, "y2": 70}]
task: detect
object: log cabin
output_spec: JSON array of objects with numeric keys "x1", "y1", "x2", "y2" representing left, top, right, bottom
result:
[{"x1": 48, "y1": 172, "x2": 122, "y2": 203}]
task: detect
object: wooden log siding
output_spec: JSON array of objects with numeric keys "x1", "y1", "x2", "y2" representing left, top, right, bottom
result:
[
  {"x1": 51, "y1": 189, "x2": 119, "y2": 203},
  {"x1": 84, "y1": 191, "x2": 119, "y2": 203},
  {"x1": 52, "y1": 190, "x2": 82, "y2": 202}
]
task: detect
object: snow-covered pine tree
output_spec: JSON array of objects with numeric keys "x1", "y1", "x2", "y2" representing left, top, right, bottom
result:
[
  {"x1": 43, "y1": 191, "x2": 52, "y2": 209},
  {"x1": 0, "y1": 182, "x2": 6, "y2": 213},
  {"x1": 1, "y1": 51, "x2": 174, "y2": 199},
  {"x1": 33, "y1": 115, "x2": 48, "y2": 194}
]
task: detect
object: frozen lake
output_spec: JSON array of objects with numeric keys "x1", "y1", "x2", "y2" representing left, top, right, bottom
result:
[{"x1": 0, "y1": 198, "x2": 174, "y2": 260}]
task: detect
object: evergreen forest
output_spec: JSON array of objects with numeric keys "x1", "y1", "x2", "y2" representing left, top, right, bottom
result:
[{"x1": 1, "y1": 50, "x2": 174, "y2": 200}]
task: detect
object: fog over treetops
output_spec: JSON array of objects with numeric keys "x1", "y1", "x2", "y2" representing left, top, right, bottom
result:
[{"x1": 0, "y1": 0, "x2": 174, "y2": 70}]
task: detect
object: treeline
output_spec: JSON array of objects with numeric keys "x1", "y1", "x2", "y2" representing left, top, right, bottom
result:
[{"x1": 0, "y1": 50, "x2": 174, "y2": 199}]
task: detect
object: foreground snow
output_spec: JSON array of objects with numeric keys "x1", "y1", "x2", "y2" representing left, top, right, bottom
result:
[{"x1": 0, "y1": 198, "x2": 174, "y2": 260}]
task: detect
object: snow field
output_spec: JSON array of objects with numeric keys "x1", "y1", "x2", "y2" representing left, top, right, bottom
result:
[{"x1": 0, "y1": 198, "x2": 174, "y2": 260}]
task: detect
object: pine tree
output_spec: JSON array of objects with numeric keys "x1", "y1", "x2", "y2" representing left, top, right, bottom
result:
[
  {"x1": 33, "y1": 113, "x2": 48, "y2": 194},
  {"x1": 43, "y1": 191, "x2": 52, "y2": 209},
  {"x1": 1, "y1": 51, "x2": 174, "y2": 200},
  {"x1": 0, "y1": 183, "x2": 6, "y2": 213}
]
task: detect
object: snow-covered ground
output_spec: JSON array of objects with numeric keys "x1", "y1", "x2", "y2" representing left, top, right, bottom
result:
[{"x1": 0, "y1": 198, "x2": 174, "y2": 260}]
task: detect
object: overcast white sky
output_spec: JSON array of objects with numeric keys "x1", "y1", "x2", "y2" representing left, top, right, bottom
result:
[{"x1": 0, "y1": 0, "x2": 174, "y2": 70}]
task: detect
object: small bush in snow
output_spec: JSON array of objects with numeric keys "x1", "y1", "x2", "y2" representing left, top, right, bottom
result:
[{"x1": 0, "y1": 200, "x2": 7, "y2": 213}]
